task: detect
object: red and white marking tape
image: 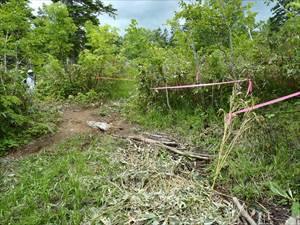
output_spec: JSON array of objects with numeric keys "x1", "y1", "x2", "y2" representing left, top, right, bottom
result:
[
  {"x1": 152, "y1": 79, "x2": 250, "y2": 91},
  {"x1": 95, "y1": 76, "x2": 135, "y2": 81}
]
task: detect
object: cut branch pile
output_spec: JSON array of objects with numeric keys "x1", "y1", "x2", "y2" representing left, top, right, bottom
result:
[{"x1": 127, "y1": 133, "x2": 213, "y2": 161}]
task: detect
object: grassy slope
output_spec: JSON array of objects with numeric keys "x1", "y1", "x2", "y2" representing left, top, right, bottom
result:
[
  {"x1": 124, "y1": 99, "x2": 300, "y2": 205},
  {"x1": 0, "y1": 134, "x2": 235, "y2": 225}
]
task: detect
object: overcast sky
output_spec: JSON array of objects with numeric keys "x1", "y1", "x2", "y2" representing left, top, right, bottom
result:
[{"x1": 29, "y1": 0, "x2": 273, "y2": 34}]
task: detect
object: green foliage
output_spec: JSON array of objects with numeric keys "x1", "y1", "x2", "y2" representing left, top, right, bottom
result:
[
  {"x1": 131, "y1": 0, "x2": 299, "y2": 112},
  {"x1": 38, "y1": 44, "x2": 132, "y2": 101},
  {"x1": 269, "y1": 182, "x2": 300, "y2": 217},
  {"x1": 0, "y1": 69, "x2": 58, "y2": 154},
  {"x1": 268, "y1": 0, "x2": 300, "y2": 30},
  {"x1": 0, "y1": 92, "x2": 59, "y2": 154},
  {"x1": 68, "y1": 89, "x2": 102, "y2": 104},
  {"x1": 121, "y1": 19, "x2": 152, "y2": 60},
  {"x1": 76, "y1": 21, "x2": 123, "y2": 91},
  {"x1": 128, "y1": 0, "x2": 259, "y2": 111},
  {"x1": 51, "y1": 0, "x2": 116, "y2": 60},
  {"x1": 0, "y1": 0, "x2": 31, "y2": 71},
  {"x1": 37, "y1": 56, "x2": 73, "y2": 98},
  {"x1": 0, "y1": 94, "x2": 27, "y2": 150},
  {"x1": 28, "y1": 3, "x2": 76, "y2": 64},
  {"x1": 0, "y1": 70, "x2": 28, "y2": 152}
]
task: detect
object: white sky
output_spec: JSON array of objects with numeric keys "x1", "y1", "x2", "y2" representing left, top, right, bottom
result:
[
  {"x1": 29, "y1": 0, "x2": 273, "y2": 34},
  {"x1": 30, "y1": 0, "x2": 51, "y2": 11}
]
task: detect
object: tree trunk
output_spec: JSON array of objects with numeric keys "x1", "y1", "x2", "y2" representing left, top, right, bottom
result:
[
  {"x1": 247, "y1": 26, "x2": 253, "y2": 41},
  {"x1": 15, "y1": 43, "x2": 19, "y2": 71},
  {"x1": 0, "y1": 73, "x2": 5, "y2": 93},
  {"x1": 191, "y1": 41, "x2": 201, "y2": 83},
  {"x1": 228, "y1": 27, "x2": 235, "y2": 77},
  {"x1": 4, "y1": 32, "x2": 8, "y2": 73}
]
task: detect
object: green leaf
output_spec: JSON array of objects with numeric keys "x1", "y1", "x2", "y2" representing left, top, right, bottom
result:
[
  {"x1": 291, "y1": 202, "x2": 300, "y2": 217},
  {"x1": 269, "y1": 182, "x2": 290, "y2": 200}
]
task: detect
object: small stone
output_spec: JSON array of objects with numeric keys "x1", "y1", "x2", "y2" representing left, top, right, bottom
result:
[
  {"x1": 285, "y1": 216, "x2": 299, "y2": 225},
  {"x1": 87, "y1": 121, "x2": 110, "y2": 132}
]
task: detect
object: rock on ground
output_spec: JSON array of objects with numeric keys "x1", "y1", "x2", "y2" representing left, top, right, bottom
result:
[{"x1": 87, "y1": 121, "x2": 110, "y2": 132}]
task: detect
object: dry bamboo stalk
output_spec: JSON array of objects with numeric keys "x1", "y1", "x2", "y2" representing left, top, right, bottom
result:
[
  {"x1": 128, "y1": 135, "x2": 212, "y2": 160},
  {"x1": 232, "y1": 197, "x2": 257, "y2": 225}
]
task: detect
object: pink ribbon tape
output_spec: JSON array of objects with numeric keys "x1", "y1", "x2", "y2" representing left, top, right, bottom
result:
[
  {"x1": 226, "y1": 91, "x2": 300, "y2": 124},
  {"x1": 152, "y1": 79, "x2": 249, "y2": 91}
]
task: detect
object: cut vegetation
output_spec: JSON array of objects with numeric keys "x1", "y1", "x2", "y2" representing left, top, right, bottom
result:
[
  {"x1": 1, "y1": 134, "x2": 236, "y2": 224},
  {"x1": 1, "y1": 0, "x2": 299, "y2": 224}
]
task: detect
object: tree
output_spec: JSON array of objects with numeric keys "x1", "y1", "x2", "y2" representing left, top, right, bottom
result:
[
  {"x1": 267, "y1": 0, "x2": 300, "y2": 30},
  {"x1": 173, "y1": 0, "x2": 256, "y2": 78},
  {"x1": 78, "y1": 21, "x2": 120, "y2": 90},
  {"x1": 24, "y1": 3, "x2": 76, "y2": 65},
  {"x1": 121, "y1": 19, "x2": 153, "y2": 60},
  {"x1": 52, "y1": 0, "x2": 117, "y2": 61},
  {"x1": 0, "y1": 0, "x2": 32, "y2": 72},
  {"x1": 149, "y1": 28, "x2": 169, "y2": 48}
]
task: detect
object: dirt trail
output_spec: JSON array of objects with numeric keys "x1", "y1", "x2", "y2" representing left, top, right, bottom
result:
[
  {"x1": 7, "y1": 105, "x2": 135, "y2": 158},
  {"x1": 2, "y1": 105, "x2": 291, "y2": 224}
]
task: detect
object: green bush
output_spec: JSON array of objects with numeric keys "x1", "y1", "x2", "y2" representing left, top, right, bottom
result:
[{"x1": 0, "y1": 70, "x2": 59, "y2": 154}]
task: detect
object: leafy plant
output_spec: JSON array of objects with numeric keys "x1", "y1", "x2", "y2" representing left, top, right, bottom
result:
[{"x1": 270, "y1": 182, "x2": 300, "y2": 217}]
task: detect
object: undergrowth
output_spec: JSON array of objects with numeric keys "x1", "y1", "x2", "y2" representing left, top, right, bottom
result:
[
  {"x1": 124, "y1": 98, "x2": 223, "y2": 150},
  {"x1": 217, "y1": 101, "x2": 300, "y2": 204},
  {"x1": 60, "y1": 80, "x2": 137, "y2": 106},
  {"x1": 0, "y1": 99, "x2": 59, "y2": 155},
  {"x1": 0, "y1": 134, "x2": 236, "y2": 224},
  {"x1": 123, "y1": 97, "x2": 300, "y2": 209}
]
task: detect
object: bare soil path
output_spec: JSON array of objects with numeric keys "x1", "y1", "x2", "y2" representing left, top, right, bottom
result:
[{"x1": 7, "y1": 104, "x2": 136, "y2": 158}]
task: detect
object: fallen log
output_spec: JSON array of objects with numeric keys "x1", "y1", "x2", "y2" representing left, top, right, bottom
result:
[
  {"x1": 143, "y1": 132, "x2": 178, "y2": 146},
  {"x1": 128, "y1": 135, "x2": 213, "y2": 161}
]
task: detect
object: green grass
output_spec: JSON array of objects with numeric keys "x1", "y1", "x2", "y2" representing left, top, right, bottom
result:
[
  {"x1": 124, "y1": 102, "x2": 223, "y2": 151},
  {"x1": 0, "y1": 134, "x2": 236, "y2": 224},
  {"x1": 214, "y1": 143, "x2": 300, "y2": 200},
  {"x1": 0, "y1": 135, "x2": 122, "y2": 225},
  {"x1": 95, "y1": 80, "x2": 137, "y2": 101},
  {"x1": 64, "y1": 81, "x2": 137, "y2": 106},
  {"x1": 123, "y1": 98, "x2": 300, "y2": 207},
  {"x1": 2, "y1": 98, "x2": 298, "y2": 224},
  {"x1": 216, "y1": 102, "x2": 300, "y2": 202}
]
